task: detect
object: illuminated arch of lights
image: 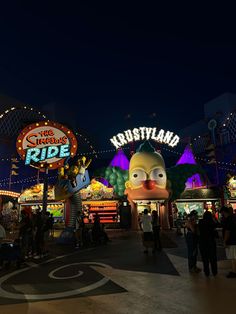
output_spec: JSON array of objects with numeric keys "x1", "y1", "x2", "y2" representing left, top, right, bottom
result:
[
  {"x1": 0, "y1": 105, "x2": 48, "y2": 138},
  {"x1": 0, "y1": 105, "x2": 47, "y2": 120},
  {"x1": 0, "y1": 190, "x2": 20, "y2": 197}
]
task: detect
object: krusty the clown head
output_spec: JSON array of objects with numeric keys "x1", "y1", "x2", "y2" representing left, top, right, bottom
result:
[{"x1": 125, "y1": 141, "x2": 169, "y2": 202}]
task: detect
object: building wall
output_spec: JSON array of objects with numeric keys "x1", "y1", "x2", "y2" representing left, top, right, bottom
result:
[{"x1": 178, "y1": 93, "x2": 236, "y2": 186}]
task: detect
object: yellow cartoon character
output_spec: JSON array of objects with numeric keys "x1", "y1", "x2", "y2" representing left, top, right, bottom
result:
[
  {"x1": 55, "y1": 156, "x2": 92, "y2": 200},
  {"x1": 124, "y1": 141, "x2": 169, "y2": 229}
]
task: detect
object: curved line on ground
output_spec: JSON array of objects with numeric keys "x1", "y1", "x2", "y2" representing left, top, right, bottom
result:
[{"x1": 0, "y1": 262, "x2": 112, "y2": 300}]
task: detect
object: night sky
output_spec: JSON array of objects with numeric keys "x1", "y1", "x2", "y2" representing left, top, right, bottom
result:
[{"x1": 1, "y1": 2, "x2": 236, "y2": 150}]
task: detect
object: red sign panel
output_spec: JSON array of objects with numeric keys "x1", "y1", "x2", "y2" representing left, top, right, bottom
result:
[{"x1": 17, "y1": 121, "x2": 77, "y2": 170}]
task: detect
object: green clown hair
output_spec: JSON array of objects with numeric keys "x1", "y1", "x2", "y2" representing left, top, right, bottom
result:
[{"x1": 137, "y1": 140, "x2": 156, "y2": 153}]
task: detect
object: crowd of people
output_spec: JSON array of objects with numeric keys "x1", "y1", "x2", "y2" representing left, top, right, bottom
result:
[
  {"x1": 0, "y1": 208, "x2": 54, "y2": 269},
  {"x1": 0, "y1": 209, "x2": 111, "y2": 270},
  {"x1": 18, "y1": 209, "x2": 54, "y2": 260},
  {"x1": 185, "y1": 206, "x2": 236, "y2": 278},
  {"x1": 1, "y1": 205, "x2": 236, "y2": 279},
  {"x1": 74, "y1": 212, "x2": 110, "y2": 248},
  {"x1": 139, "y1": 205, "x2": 236, "y2": 278},
  {"x1": 139, "y1": 209, "x2": 162, "y2": 254}
]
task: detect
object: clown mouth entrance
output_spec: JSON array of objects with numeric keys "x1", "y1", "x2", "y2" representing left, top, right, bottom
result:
[
  {"x1": 133, "y1": 200, "x2": 165, "y2": 215},
  {"x1": 133, "y1": 199, "x2": 167, "y2": 229}
]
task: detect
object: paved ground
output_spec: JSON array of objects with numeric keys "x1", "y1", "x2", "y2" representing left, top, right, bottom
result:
[{"x1": 0, "y1": 229, "x2": 235, "y2": 314}]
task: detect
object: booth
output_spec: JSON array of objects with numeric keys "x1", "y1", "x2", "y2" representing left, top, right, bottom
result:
[
  {"x1": 18, "y1": 184, "x2": 65, "y2": 224},
  {"x1": 0, "y1": 190, "x2": 20, "y2": 230},
  {"x1": 80, "y1": 179, "x2": 120, "y2": 225},
  {"x1": 173, "y1": 187, "x2": 222, "y2": 221},
  {"x1": 225, "y1": 176, "x2": 236, "y2": 213}
]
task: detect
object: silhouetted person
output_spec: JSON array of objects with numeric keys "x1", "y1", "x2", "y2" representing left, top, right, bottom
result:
[
  {"x1": 152, "y1": 210, "x2": 162, "y2": 251},
  {"x1": 33, "y1": 209, "x2": 44, "y2": 259},
  {"x1": 198, "y1": 211, "x2": 218, "y2": 277},
  {"x1": 220, "y1": 206, "x2": 236, "y2": 278},
  {"x1": 185, "y1": 210, "x2": 201, "y2": 273},
  {"x1": 92, "y1": 213, "x2": 102, "y2": 245}
]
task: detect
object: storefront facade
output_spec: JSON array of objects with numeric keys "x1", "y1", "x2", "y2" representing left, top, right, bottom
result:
[{"x1": 173, "y1": 187, "x2": 222, "y2": 222}]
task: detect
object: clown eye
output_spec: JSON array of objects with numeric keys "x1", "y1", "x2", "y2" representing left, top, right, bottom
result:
[
  {"x1": 150, "y1": 168, "x2": 167, "y2": 187},
  {"x1": 130, "y1": 169, "x2": 147, "y2": 186}
]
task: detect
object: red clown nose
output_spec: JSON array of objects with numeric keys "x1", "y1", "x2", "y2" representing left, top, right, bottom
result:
[{"x1": 142, "y1": 180, "x2": 156, "y2": 190}]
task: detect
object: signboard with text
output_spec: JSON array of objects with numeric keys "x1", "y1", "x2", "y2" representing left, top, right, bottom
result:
[
  {"x1": 110, "y1": 126, "x2": 180, "y2": 149},
  {"x1": 16, "y1": 121, "x2": 77, "y2": 170}
]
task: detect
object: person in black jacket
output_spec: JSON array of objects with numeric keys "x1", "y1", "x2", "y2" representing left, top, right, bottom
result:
[
  {"x1": 198, "y1": 210, "x2": 218, "y2": 277},
  {"x1": 185, "y1": 210, "x2": 201, "y2": 273},
  {"x1": 220, "y1": 206, "x2": 236, "y2": 278}
]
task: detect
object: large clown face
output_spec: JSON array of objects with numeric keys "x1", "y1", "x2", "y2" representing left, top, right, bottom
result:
[{"x1": 125, "y1": 151, "x2": 169, "y2": 200}]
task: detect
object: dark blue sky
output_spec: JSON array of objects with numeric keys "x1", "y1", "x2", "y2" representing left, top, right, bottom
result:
[{"x1": 1, "y1": 2, "x2": 236, "y2": 149}]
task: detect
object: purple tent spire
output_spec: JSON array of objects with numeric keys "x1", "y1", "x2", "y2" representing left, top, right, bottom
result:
[
  {"x1": 110, "y1": 149, "x2": 130, "y2": 170},
  {"x1": 177, "y1": 145, "x2": 203, "y2": 189}
]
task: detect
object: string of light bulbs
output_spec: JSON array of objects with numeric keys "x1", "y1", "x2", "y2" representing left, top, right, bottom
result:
[
  {"x1": 0, "y1": 175, "x2": 57, "y2": 187},
  {"x1": 0, "y1": 175, "x2": 41, "y2": 184},
  {"x1": 75, "y1": 132, "x2": 98, "y2": 158},
  {"x1": 0, "y1": 105, "x2": 47, "y2": 121}
]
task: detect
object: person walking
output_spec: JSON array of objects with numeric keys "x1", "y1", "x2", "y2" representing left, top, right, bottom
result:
[
  {"x1": 92, "y1": 213, "x2": 102, "y2": 245},
  {"x1": 33, "y1": 209, "x2": 44, "y2": 259},
  {"x1": 48, "y1": 214, "x2": 54, "y2": 238},
  {"x1": 185, "y1": 210, "x2": 201, "y2": 273},
  {"x1": 220, "y1": 206, "x2": 236, "y2": 278},
  {"x1": 140, "y1": 208, "x2": 153, "y2": 254},
  {"x1": 198, "y1": 211, "x2": 218, "y2": 277},
  {"x1": 75, "y1": 213, "x2": 85, "y2": 248},
  {"x1": 19, "y1": 210, "x2": 32, "y2": 260},
  {"x1": 152, "y1": 210, "x2": 162, "y2": 252}
]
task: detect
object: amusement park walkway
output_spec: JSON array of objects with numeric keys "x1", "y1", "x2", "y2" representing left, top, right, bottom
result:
[{"x1": 0, "y1": 229, "x2": 235, "y2": 314}]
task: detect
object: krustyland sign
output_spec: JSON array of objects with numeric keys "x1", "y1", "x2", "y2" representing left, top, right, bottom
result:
[
  {"x1": 110, "y1": 127, "x2": 180, "y2": 149},
  {"x1": 17, "y1": 121, "x2": 78, "y2": 169}
]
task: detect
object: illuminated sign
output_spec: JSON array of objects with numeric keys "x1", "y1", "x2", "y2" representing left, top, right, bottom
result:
[
  {"x1": 227, "y1": 176, "x2": 236, "y2": 198},
  {"x1": 17, "y1": 121, "x2": 77, "y2": 169},
  {"x1": 110, "y1": 127, "x2": 180, "y2": 149}
]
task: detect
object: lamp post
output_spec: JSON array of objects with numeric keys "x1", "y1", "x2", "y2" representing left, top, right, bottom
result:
[{"x1": 42, "y1": 166, "x2": 49, "y2": 215}]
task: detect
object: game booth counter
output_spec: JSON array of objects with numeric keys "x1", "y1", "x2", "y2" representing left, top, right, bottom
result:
[
  {"x1": 172, "y1": 186, "x2": 222, "y2": 223},
  {"x1": 18, "y1": 184, "x2": 65, "y2": 227},
  {"x1": 80, "y1": 179, "x2": 120, "y2": 227},
  {"x1": 225, "y1": 176, "x2": 236, "y2": 213}
]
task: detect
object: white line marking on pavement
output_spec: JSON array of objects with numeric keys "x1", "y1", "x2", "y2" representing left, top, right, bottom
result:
[
  {"x1": 0, "y1": 262, "x2": 112, "y2": 300},
  {"x1": 48, "y1": 263, "x2": 84, "y2": 280}
]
